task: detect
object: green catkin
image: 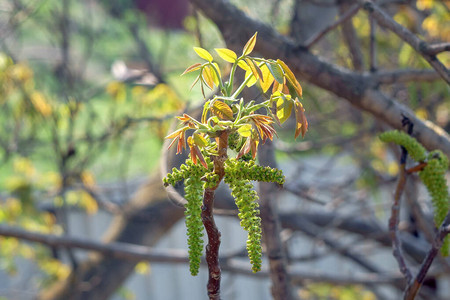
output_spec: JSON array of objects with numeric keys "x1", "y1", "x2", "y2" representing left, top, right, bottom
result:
[
  {"x1": 184, "y1": 175, "x2": 204, "y2": 276},
  {"x1": 379, "y1": 130, "x2": 427, "y2": 162},
  {"x1": 380, "y1": 131, "x2": 449, "y2": 256},
  {"x1": 225, "y1": 174, "x2": 262, "y2": 272},
  {"x1": 419, "y1": 150, "x2": 450, "y2": 256},
  {"x1": 163, "y1": 157, "x2": 215, "y2": 275}
]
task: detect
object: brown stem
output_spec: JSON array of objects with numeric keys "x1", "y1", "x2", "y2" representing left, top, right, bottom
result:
[
  {"x1": 202, "y1": 188, "x2": 221, "y2": 300},
  {"x1": 389, "y1": 164, "x2": 413, "y2": 282},
  {"x1": 201, "y1": 130, "x2": 228, "y2": 300},
  {"x1": 403, "y1": 217, "x2": 450, "y2": 300}
]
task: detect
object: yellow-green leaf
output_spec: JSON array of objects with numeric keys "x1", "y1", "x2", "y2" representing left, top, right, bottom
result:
[
  {"x1": 266, "y1": 62, "x2": 284, "y2": 84},
  {"x1": 277, "y1": 59, "x2": 302, "y2": 97},
  {"x1": 245, "y1": 69, "x2": 257, "y2": 87},
  {"x1": 238, "y1": 59, "x2": 249, "y2": 71},
  {"x1": 211, "y1": 62, "x2": 221, "y2": 86},
  {"x1": 237, "y1": 124, "x2": 252, "y2": 137},
  {"x1": 215, "y1": 48, "x2": 237, "y2": 63},
  {"x1": 182, "y1": 63, "x2": 202, "y2": 75},
  {"x1": 193, "y1": 132, "x2": 208, "y2": 147},
  {"x1": 259, "y1": 64, "x2": 275, "y2": 93},
  {"x1": 245, "y1": 58, "x2": 263, "y2": 81},
  {"x1": 243, "y1": 32, "x2": 258, "y2": 56},
  {"x1": 202, "y1": 66, "x2": 215, "y2": 89},
  {"x1": 194, "y1": 47, "x2": 213, "y2": 62},
  {"x1": 211, "y1": 100, "x2": 233, "y2": 120},
  {"x1": 276, "y1": 97, "x2": 293, "y2": 124}
]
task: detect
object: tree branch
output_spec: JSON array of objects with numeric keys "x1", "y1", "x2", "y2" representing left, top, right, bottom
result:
[
  {"x1": 361, "y1": 0, "x2": 450, "y2": 84},
  {"x1": 303, "y1": 3, "x2": 361, "y2": 49}
]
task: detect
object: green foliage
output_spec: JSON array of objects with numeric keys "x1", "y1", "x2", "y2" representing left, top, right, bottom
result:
[
  {"x1": 163, "y1": 33, "x2": 303, "y2": 275},
  {"x1": 380, "y1": 130, "x2": 450, "y2": 256}
]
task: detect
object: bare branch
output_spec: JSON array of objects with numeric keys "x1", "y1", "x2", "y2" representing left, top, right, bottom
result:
[
  {"x1": 361, "y1": 0, "x2": 450, "y2": 84},
  {"x1": 403, "y1": 215, "x2": 450, "y2": 300},
  {"x1": 303, "y1": 3, "x2": 361, "y2": 49},
  {"x1": 339, "y1": 2, "x2": 364, "y2": 71},
  {"x1": 389, "y1": 164, "x2": 413, "y2": 282},
  {"x1": 425, "y1": 42, "x2": 450, "y2": 56},
  {"x1": 368, "y1": 69, "x2": 441, "y2": 84}
]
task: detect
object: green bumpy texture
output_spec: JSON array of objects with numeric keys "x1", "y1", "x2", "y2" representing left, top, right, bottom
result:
[
  {"x1": 163, "y1": 157, "x2": 216, "y2": 275},
  {"x1": 419, "y1": 150, "x2": 450, "y2": 256},
  {"x1": 379, "y1": 130, "x2": 427, "y2": 162},
  {"x1": 380, "y1": 130, "x2": 449, "y2": 256},
  {"x1": 224, "y1": 173, "x2": 262, "y2": 272},
  {"x1": 224, "y1": 158, "x2": 285, "y2": 272},
  {"x1": 184, "y1": 175, "x2": 204, "y2": 275}
]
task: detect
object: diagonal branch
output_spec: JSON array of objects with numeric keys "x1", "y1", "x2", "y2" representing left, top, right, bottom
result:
[
  {"x1": 303, "y1": 3, "x2": 361, "y2": 49},
  {"x1": 360, "y1": 0, "x2": 450, "y2": 84}
]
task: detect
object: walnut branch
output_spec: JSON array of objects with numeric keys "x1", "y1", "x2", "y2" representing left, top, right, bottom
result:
[
  {"x1": 403, "y1": 214, "x2": 450, "y2": 300},
  {"x1": 303, "y1": 3, "x2": 361, "y2": 49},
  {"x1": 361, "y1": 0, "x2": 450, "y2": 84}
]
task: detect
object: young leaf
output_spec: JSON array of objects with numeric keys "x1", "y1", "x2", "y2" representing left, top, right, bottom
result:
[
  {"x1": 237, "y1": 124, "x2": 252, "y2": 137},
  {"x1": 259, "y1": 64, "x2": 275, "y2": 93},
  {"x1": 211, "y1": 100, "x2": 234, "y2": 120},
  {"x1": 193, "y1": 132, "x2": 208, "y2": 148},
  {"x1": 238, "y1": 59, "x2": 249, "y2": 71},
  {"x1": 182, "y1": 63, "x2": 202, "y2": 75},
  {"x1": 294, "y1": 99, "x2": 308, "y2": 139},
  {"x1": 215, "y1": 48, "x2": 237, "y2": 63},
  {"x1": 245, "y1": 69, "x2": 258, "y2": 87},
  {"x1": 276, "y1": 59, "x2": 303, "y2": 98},
  {"x1": 266, "y1": 62, "x2": 284, "y2": 84},
  {"x1": 245, "y1": 58, "x2": 263, "y2": 81},
  {"x1": 242, "y1": 32, "x2": 258, "y2": 56},
  {"x1": 194, "y1": 47, "x2": 213, "y2": 62},
  {"x1": 211, "y1": 62, "x2": 221, "y2": 86},
  {"x1": 276, "y1": 96, "x2": 293, "y2": 124},
  {"x1": 202, "y1": 66, "x2": 215, "y2": 89}
]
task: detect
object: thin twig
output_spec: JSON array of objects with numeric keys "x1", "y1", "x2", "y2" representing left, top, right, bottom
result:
[
  {"x1": 303, "y1": 3, "x2": 361, "y2": 48},
  {"x1": 361, "y1": 0, "x2": 450, "y2": 84},
  {"x1": 389, "y1": 163, "x2": 413, "y2": 282},
  {"x1": 339, "y1": 2, "x2": 364, "y2": 71},
  {"x1": 369, "y1": 13, "x2": 376, "y2": 72},
  {"x1": 403, "y1": 215, "x2": 450, "y2": 300},
  {"x1": 368, "y1": 69, "x2": 440, "y2": 85},
  {"x1": 424, "y1": 42, "x2": 450, "y2": 56}
]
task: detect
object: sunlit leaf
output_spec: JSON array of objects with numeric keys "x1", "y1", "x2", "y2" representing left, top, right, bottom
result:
[
  {"x1": 201, "y1": 100, "x2": 210, "y2": 124},
  {"x1": 238, "y1": 59, "x2": 249, "y2": 71},
  {"x1": 242, "y1": 32, "x2": 258, "y2": 56},
  {"x1": 190, "y1": 74, "x2": 201, "y2": 90},
  {"x1": 276, "y1": 96, "x2": 293, "y2": 124},
  {"x1": 211, "y1": 100, "x2": 233, "y2": 120},
  {"x1": 193, "y1": 47, "x2": 213, "y2": 62},
  {"x1": 245, "y1": 58, "x2": 263, "y2": 81},
  {"x1": 215, "y1": 48, "x2": 237, "y2": 63},
  {"x1": 294, "y1": 99, "x2": 308, "y2": 139},
  {"x1": 237, "y1": 137, "x2": 251, "y2": 159},
  {"x1": 202, "y1": 66, "x2": 215, "y2": 89},
  {"x1": 245, "y1": 69, "x2": 257, "y2": 87},
  {"x1": 237, "y1": 124, "x2": 252, "y2": 137},
  {"x1": 182, "y1": 63, "x2": 202, "y2": 75},
  {"x1": 135, "y1": 261, "x2": 151, "y2": 275},
  {"x1": 266, "y1": 62, "x2": 284, "y2": 84},
  {"x1": 259, "y1": 64, "x2": 275, "y2": 93},
  {"x1": 211, "y1": 62, "x2": 221, "y2": 86},
  {"x1": 277, "y1": 59, "x2": 303, "y2": 98},
  {"x1": 193, "y1": 132, "x2": 208, "y2": 147}
]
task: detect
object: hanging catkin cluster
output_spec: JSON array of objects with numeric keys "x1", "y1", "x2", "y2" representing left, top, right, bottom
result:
[
  {"x1": 380, "y1": 130, "x2": 449, "y2": 256},
  {"x1": 418, "y1": 150, "x2": 450, "y2": 255},
  {"x1": 163, "y1": 157, "x2": 215, "y2": 275},
  {"x1": 224, "y1": 158, "x2": 285, "y2": 272}
]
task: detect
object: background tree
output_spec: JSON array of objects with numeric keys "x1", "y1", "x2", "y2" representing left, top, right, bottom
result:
[{"x1": 0, "y1": 0, "x2": 449, "y2": 299}]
